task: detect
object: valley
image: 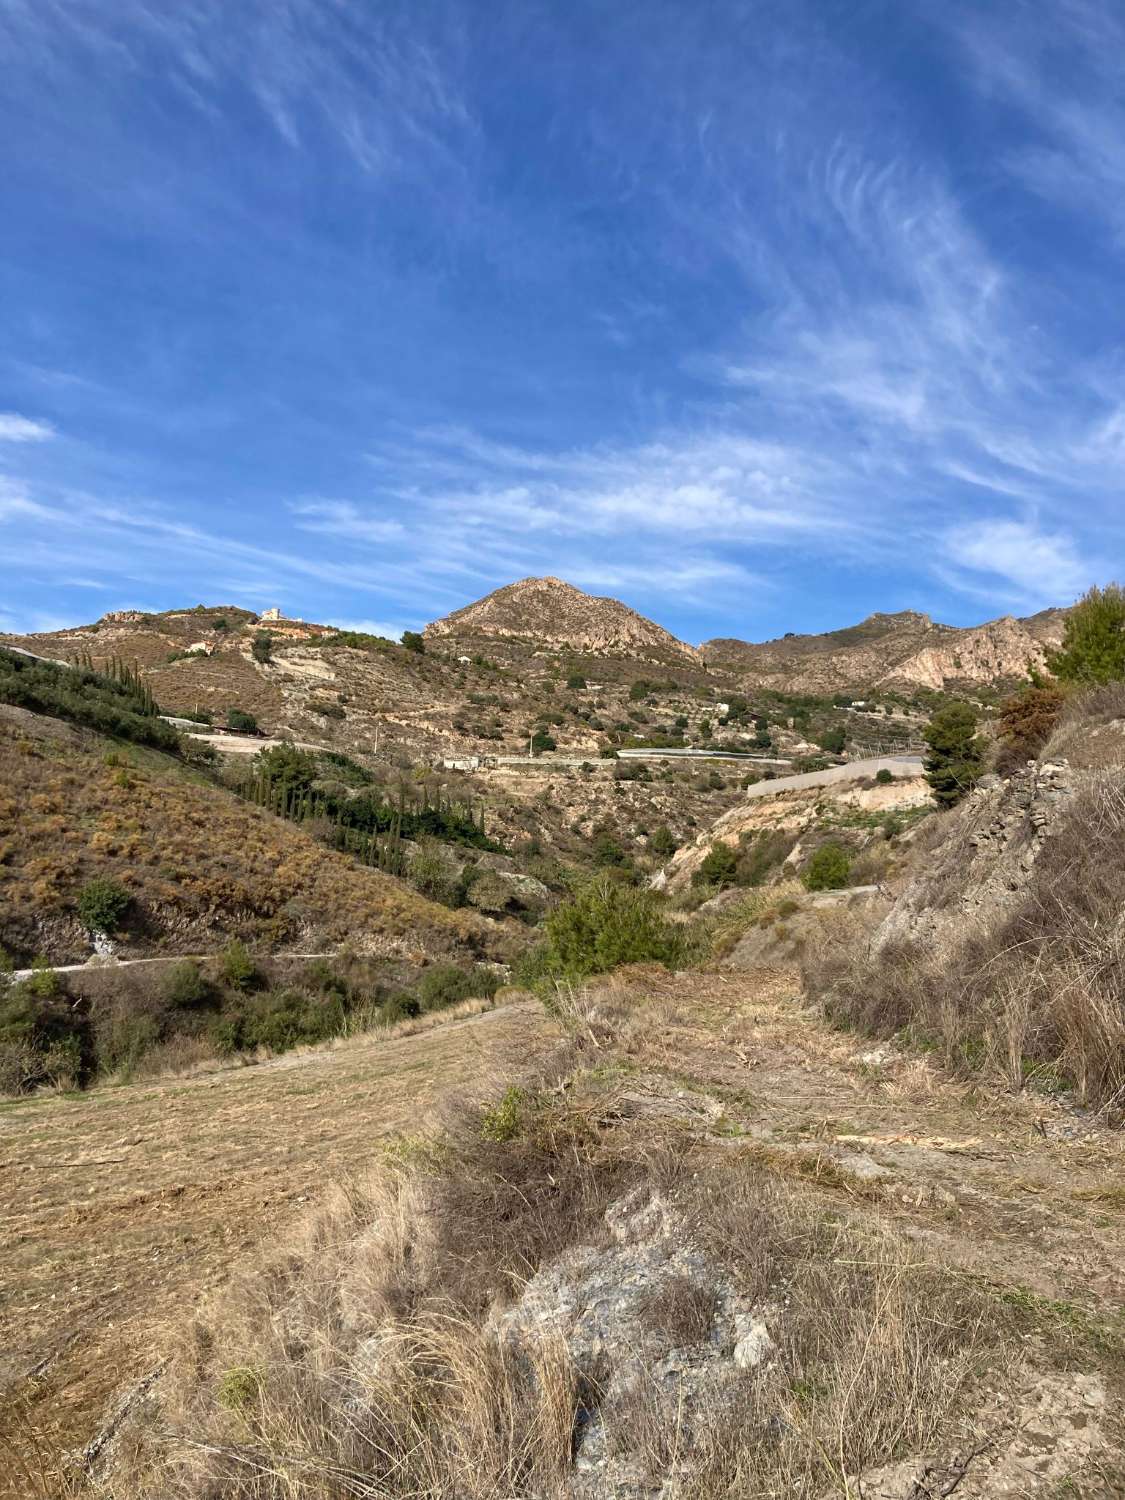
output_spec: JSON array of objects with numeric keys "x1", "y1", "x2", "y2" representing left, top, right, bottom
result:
[{"x1": 1, "y1": 577, "x2": 1123, "y2": 1498}]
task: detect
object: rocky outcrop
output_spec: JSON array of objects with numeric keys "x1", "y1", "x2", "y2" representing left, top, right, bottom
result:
[
  {"x1": 873, "y1": 760, "x2": 1079, "y2": 953},
  {"x1": 491, "y1": 1186, "x2": 774, "y2": 1498},
  {"x1": 425, "y1": 576, "x2": 702, "y2": 665},
  {"x1": 704, "y1": 609, "x2": 1067, "y2": 695}
]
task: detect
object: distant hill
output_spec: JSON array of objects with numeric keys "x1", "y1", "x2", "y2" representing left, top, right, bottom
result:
[
  {"x1": 704, "y1": 608, "x2": 1068, "y2": 694},
  {"x1": 425, "y1": 576, "x2": 702, "y2": 666}
]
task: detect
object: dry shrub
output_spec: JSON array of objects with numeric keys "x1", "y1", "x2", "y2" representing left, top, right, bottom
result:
[
  {"x1": 807, "y1": 774, "x2": 1125, "y2": 1108},
  {"x1": 636, "y1": 1273, "x2": 719, "y2": 1347}
]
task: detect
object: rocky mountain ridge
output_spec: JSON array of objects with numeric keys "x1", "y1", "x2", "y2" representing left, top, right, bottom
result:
[
  {"x1": 425, "y1": 575, "x2": 703, "y2": 665},
  {"x1": 704, "y1": 607, "x2": 1068, "y2": 694}
]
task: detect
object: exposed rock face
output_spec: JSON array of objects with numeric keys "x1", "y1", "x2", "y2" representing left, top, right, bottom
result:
[
  {"x1": 873, "y1": 761, "x2": 1079, "y2": 953},
  {"x1": 704, "y1": 609, "x2": 1067, "y2": 695},
  {"x1": 425, "y1": 576, "x2": 702, "y2": 665},
  {"x1": 491, "y1": 1186, "x2": 773, "y2": 1498}
]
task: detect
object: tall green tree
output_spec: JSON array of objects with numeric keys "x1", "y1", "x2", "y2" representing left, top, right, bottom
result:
[
  {"x1": 923, "y1": 702, "x2": 984, "y2": 808},
  {"x1": 1048, "y1": 583, "x2": 1125, "y2": 685}
]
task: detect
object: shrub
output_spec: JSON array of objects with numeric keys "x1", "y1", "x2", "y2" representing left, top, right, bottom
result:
[
  {"x1": 875, "y1": 768, "x2": 894, "y2": 785},
  {"x1": 163, "y1": 959, "x2": 209, "y2": 1008},
  {"x1": 1048, "y1": 582, "x2": 1125, "y2": 685},
  {"x1": 801, "y1": 843, "x2": 851, "y2": 891},
  {"x1": 381, "y1": 992, "x2": 422, "y2": 1024},
  {"x1": 995, "y1": 684, "x2": 1065, "y2": 775},
  {"x1": 692, "y1": 841, "x2": 739, "y2": 889},
  {"x1": 77, "y1": 877, "x2": 131, "y2": 934},
  {"x1": 566, "y1": 674, "x2": 586, "y2": 690},
  {"x1": 407, "y1": 842, "x2": 459, "y2": 904},
  {"x1": 522, "y1": 878, "x2": 685, "y2": 985},
  {"x1": 251, "y1": 632, "x2": 273, "y2": 665},
  {"x1": 221, "y1": 939, "x2": 258, "y2": 991},
  {"x1": 417, "y1": 963, "x2": 498, "y2": 1012},
  {"x1": 649, "y1": 825, "x2": 677, "y2": 860},
  {"x1": 531, "y1": 728, "x2": 556, "y2": 754},
  {"x1": 816, "y1": 725, "x2": 846, "y2": 755},
  {"x1": 592, "y1": 832, "x2": 629, "y2": 869},
  {"x1": 923, "y1": 702, "x2": 984, "y2": 808},
  {"x1": 737, "y1": 830, "x2": 794, "y2": 887},
  {"x1": 257, "y1": 743, "x2": 318, "y2": 794},
  {"x1": 402, "y1": 631, "x2": 426, "y2": 655},
  {"x1": 227, "y1": 708, "x2": 259, "y2": 734}
]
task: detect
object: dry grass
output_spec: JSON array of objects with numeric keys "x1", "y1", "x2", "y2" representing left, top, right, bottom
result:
[
  {"x1": 108, "y1": 1080, "x2": 1015, "y2": 1500},
  {"x1": 0, "y1": 1001, "x2": 552, "y2": 1498},
  {"x1": 806, "y1": 772, "x2": 1125, "y2": 1110},
  {"x1": 1044, "y1": 681, "x2": 1125, "y2": 768},
  {"x1": 0, "y1": 719, "x2": 497, "y2": 965}
]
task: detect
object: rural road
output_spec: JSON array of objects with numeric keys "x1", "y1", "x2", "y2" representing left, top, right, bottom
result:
[
  {"x1": 741, "y1": 752, "x2": 923, "y2": 799},
  {"x1": 9, "y1": 950, "x2": 335, "y2": 983}
]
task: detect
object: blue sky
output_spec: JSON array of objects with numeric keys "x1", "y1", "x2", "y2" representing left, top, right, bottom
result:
[{"x1": 0, "y1": 0, "x2": 1121, "y2": 643}]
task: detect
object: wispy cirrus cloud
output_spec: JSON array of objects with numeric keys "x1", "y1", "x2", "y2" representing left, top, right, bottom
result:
[
  {"x1": 1, "y1": 1, "x2": 1121, "y2": 640},
  {"x1": 0, "y1": 412, "x2": 54, "y2": 442}
]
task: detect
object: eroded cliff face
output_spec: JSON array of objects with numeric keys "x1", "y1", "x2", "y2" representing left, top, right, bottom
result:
[
  {"x1": 425, "y1": 576, "x2": 702, "y2": 664},
  {"x1": 873, "y1": 760, "x2": 1079, "y2": 953},
  {"x1": 704, "y1": 610, "x2": 1067, "y2": 695}
]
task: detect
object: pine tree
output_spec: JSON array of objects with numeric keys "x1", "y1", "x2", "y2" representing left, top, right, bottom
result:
[
  {"x1": 1048, "y1": 584, "x2": 1125, "y2": 685},
  {"x1": 923, "y1": 702, "x2": 985, "y2": 808}
]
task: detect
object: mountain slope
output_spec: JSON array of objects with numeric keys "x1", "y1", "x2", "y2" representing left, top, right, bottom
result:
[
  {"x1": 425, "y1": 576, "x2": 702, "y2": 665},
  {"x1": 704, "y1": 608, "x2": 1068, "y2": 694},
  {"x1": 0, "y1": 702, "x2": 497, "y2": 966}
]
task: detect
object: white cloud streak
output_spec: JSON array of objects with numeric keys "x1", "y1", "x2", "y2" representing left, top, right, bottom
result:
[{"x1": 0, "y1": 413, "x2": 55, "y2": 442}]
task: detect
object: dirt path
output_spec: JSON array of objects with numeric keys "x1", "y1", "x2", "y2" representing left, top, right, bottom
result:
[
  {"x1": 0, "y1": 1001, "x2": 554, "y2": 1481},
  {"x1": 598, "y1": 966, "x2": 1125, "y2": 1315}
]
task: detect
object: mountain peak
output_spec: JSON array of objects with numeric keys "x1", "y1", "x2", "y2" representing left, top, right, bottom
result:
[{"x1": 425, "y1": 576, "x2": 700, "y2": 663}]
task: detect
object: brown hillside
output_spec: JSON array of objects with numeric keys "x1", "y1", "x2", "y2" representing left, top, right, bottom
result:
[
  {"x1": 704, "y1": 608, "x2": 1067, "y2": 694},
  {"x1": 0, "y1": 705, "x2": 499, "y2": 966},
  {"x1": 425, "y1": 575, "x2": 702, "y2": 665}
]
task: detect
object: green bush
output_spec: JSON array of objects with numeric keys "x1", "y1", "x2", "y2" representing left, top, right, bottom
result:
[
  {"x1": 382, "y1": 992, "x2": 422, "y2": 1024},
  {"x1": 801, "y1": 843, "x2": 852, "y2": 892},
  {"x1": 875, "y1": 768, "x2": 894, "y2": 785},
  {"x1": 77, "y1": 877, "x2": 131, "y2": 934},
  {"x1": 417, "y1": 963, "x2": 498, "y2": 1012},
  {"x1": 566, "y1": 673, "x2": 587, "y2": 690},
  {"x1": 521, "y1": 878, "x2": 685, "y2": 986},
  {"x1": 402, "y1": 631, "x2": 426, "y2": 655},
  {"x1": 692, "y1": 841, "x2": 739, "y2": 889},
  {"x1": 649, "y1": 825, "x2": 677, "y2": 859},
  {"x1": 163, "y1": 960, "x2": 209, "y2": 1008},
  {"x1": 251, "y1": 632, "x2": 273, "y2": 665},
  {"x1": 227, "y1": 708, "x2": 259, "y2": 734},
  {"x1": 221, "y1": 939, "x2": 258, "y2": 991}
]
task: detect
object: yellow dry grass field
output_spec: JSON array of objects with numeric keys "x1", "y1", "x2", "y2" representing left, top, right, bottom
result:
[{"x1": 0, "y1": 1000, "x2": 554, "y2": 1490}]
